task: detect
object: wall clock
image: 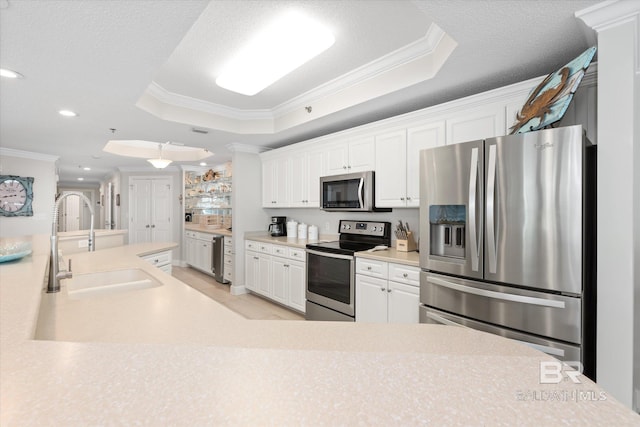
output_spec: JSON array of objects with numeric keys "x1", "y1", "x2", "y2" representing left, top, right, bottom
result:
[{"x1": 0, "y1": 175, "x2": 34, "y2": 217}]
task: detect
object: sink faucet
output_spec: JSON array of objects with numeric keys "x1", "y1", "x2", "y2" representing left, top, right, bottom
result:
[{"x1": 47, "y1": 192, "x2": 96, "y2": 293}]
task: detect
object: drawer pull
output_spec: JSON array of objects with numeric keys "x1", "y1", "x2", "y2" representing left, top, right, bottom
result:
[
  {"x1": 403, "y1": 273, "x2": 408, "y2": 278},
  {"x1": 367, "y1": 266, "x2": 372, "y2": 270}
]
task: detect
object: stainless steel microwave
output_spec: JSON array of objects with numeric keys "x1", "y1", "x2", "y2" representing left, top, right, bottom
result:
[{"x1": 320, "y1": 171, "x2": 377, "y2": 212}]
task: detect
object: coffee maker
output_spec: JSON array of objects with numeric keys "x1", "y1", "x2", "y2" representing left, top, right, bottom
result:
[{"x1": 269, "y1": 216, "x2": 287, "y2": 237}]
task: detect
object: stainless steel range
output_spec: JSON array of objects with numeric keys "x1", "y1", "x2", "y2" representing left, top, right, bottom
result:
[{"x1": 306, "y1": 220, "x2": 391, "y2": 321}]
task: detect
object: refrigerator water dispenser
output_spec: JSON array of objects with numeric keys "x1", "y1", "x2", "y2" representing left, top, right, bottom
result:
[{"x1": 429, "y1": 205, "x2": 466, "y2": 259}]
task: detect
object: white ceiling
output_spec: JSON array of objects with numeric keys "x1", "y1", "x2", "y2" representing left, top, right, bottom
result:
[{"x1": 0, "y1": 0, "x2": 600, "y2": 186}]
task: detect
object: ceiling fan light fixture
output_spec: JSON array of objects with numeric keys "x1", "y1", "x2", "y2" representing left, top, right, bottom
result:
[
  {"x1": 148, "y1": 158, "x2": 173, "y2": 169},
  {"x1": 215, "y1": 10, "x2": 335, "y2": 96}
]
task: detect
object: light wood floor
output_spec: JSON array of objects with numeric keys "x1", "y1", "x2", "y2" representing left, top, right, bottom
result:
[{"x1": 171, "y1": 266, "x2": 304, "y2": 321}]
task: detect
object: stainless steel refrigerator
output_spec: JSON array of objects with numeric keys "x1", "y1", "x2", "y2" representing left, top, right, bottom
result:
[{"x1": 419, "y1": 125, "x2": 596, "y2": 379}]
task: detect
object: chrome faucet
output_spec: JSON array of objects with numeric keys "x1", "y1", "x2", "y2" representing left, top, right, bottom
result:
[{"x1": 47, "y1": 192, "x2": 96, "y2": 293}]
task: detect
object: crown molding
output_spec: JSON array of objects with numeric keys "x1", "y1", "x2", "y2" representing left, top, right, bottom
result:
[
  {"x1": 577, "y1": 0, "x2": 640, "y2": 73},
  {"x1": 576, "y1": 0, "x2": 640, "y2": 31},
  {"x1": 0, "y1": 147, "x2": 59, "y2": 162},
  {"x1": 145, "y1": 82, "x2": 274, "y2": 121},
  {"x1": 225, "y1": 143, "x2": 269, "y2": 154},
  {"x1": 272, "y1": 23, "x2": 446, "y2": 118},
  {"x1": 138, "y1": 23, "x2": 451, "y2": 134}
]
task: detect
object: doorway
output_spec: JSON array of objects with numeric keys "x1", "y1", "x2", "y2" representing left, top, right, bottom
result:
[{"x1": 128, "y1": 176, "x2": 173, "y2": 244}]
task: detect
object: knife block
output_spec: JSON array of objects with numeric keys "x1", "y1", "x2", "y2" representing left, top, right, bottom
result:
[{"x1": 396, "y1": 231, "x2": 417, "y2": 252}]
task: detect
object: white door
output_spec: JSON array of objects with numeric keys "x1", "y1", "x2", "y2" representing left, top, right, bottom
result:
[
  {"x1": 287, "y1": 259, "x2": 306, "y2": 312},
  {"x1": 129, "y1": 177, "x2": 172, "y2": 244},
  {"x1": 151, "y1": 180, "x2": 172, "y2": 242},
  {"x1": 129, "y1": 179, "x2": 152, "y2": 244},
  {"x1": 348, "y1": 136, "x2": 375, "y2": 172},
  {"x1": 63, "y1": 193, "x2": 81, "y2": 232},
  {"x1": 374, "y1": 130, "x2": 407, "y2": 208},
  {"x1": 406, "y1": 121, "x2": 445, "y2": 207},
  {"x1": 270, "y1": 256, "x2": 288, "y2": 304},
  {"x1": 355, "y1": 275, "x2": 388, "y2": 323},
  {"x1": 245, "y1": 251, "x2": 259, "y2": 292},
  {"x1": 387, "y1": 282, "x2": 420, "y2": 324},
  {"x1": 306, "y1": 149, "x2": 324, "y2": 207}
]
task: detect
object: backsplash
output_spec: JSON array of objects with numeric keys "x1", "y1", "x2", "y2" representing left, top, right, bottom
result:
[{"x1": 263, "y1": 208, "x2": 420, "y2": 241}]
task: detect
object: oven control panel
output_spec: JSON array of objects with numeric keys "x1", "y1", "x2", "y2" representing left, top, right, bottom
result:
[{"x1": 339, "y1": 220, "x2": 389, "y2": 237}]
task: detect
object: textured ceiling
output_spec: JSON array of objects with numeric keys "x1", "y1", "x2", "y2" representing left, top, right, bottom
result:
[{"x1": 0, "y1": 0, "x2": 600, "y2": 186}]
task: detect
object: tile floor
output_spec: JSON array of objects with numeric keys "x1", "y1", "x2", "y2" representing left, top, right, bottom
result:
[{"x1": 172, "y1": 266, "x2": 304, "y2": 321}]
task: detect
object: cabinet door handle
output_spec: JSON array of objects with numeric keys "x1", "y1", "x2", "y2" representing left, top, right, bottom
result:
[
  {"x1": 387, "y1": 288, "x2": 392, "y2": 293},
  {"x1": 407, "y1": 197, "x2": 412, "y2": 201},
  {"x1": 380, "y1": 287, "x2": 386, "y2": 292},
  {"x1": 145, "y1": 224, "x2": 150, "y2": 228},
  {"x1": 403, "y1": 273, "x2": 408, "y2": 278},
  {"x1": 367, "y1": 266, "x2": 372, "y2": 270}
]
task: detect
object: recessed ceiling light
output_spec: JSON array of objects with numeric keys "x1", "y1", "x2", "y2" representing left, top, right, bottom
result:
[
  {"x1": 215, "y1": 11, "x2": 335, "y2": 96},
  {"x1": 59, "y1": 110, "x2": 77, "y2": 117},
  {"x1": 199, "y1": 162, "x2": 207, "y2": 166},
  {"x1": 83, "y1": 167, "x2": 91, "y2": 171},
  {"x1": 0, "y1": 68, "x2": 23, "y2": 79},
  {"x1": 77, "y1": 177, "x2": 84, "y2": 181}
]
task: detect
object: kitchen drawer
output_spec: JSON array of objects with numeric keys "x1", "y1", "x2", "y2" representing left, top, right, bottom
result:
[
  {"x1": 224, "y1": 254, "x2": 232, "y2": 266},
  {"x1": 224, "y1": 236, "x2": 233, "y2": 249},
  {"x1": 224, "y1": 245, "x2": 233, "y2": 256},
  {"x1": 388, "y1": 263, "x2": 420, "y2": 287},
  {"x1": 288, "y1": 247, "x2": 305, "y2": 261},
  {"x1": 158, "y1": 263, "x2": 172, "y2": 274},
  {"x1": 356, "y1": 257, "x2": 388, "y2": 279},
  {"x1": 185, "y1": 231, "x2": 198, "y2": 238},
  {"x1": 224, "y1": 268, "x2": 233, "y2": 282},
  {"x1": 245, "y1": 240, "x2": 272, "y2": 254},
  {"x1": 141, "y1": 250, "x2": 172, "y2": 267},
  {"x1": 272, "y1": 244, "x2": 288, "y2": 257}
]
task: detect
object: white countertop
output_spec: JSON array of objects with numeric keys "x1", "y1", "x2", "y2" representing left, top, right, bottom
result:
[
  {"x1": 185, "y1": 223, "x2": 233, "y2": 236},
  {"x1": 1, "y1": 234, "x2": 638, "y2": 425},
  {"x1": 244, "y1": 231, "x2": 420, "y2": 266}
]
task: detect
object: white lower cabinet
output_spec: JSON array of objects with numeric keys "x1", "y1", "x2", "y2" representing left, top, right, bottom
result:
[
  {"x1": 185, "y1": 231, "x2": 213, "y2": 274},
  {"x1": 244, "y1": 241, "x2": 306, "y2": 313},
  {"x1": 355, "y1": 258, "x2": 420, "y2": 323},
  {"x1": 223, "y1": 236, "x2": 233, "y2": 283},
  {"x1": 140, "y1": 250, "x2": 173, "y2": 274}
]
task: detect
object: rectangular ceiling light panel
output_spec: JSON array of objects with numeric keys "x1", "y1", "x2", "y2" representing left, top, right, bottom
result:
[{"x1": 215, "y1": 11, "x2": 335, "y2": 96}]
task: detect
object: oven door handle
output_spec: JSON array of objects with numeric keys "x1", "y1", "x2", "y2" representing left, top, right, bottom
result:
[{"x1": 306, "y1": 248, "x2": 354, "y2": 261}]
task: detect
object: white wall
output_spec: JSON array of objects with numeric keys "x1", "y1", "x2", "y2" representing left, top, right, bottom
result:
[
  {"x1": 263, "y1": 208, "x2": 420, "y2": 243},
  {"x1": 578, "y1": 0, "x2": 640, "y2": 411},
  {"x1": 0, "y1": 149, "x2": 58, "y2": 238},
  {"x1": 230, "y1": 147, "x2": 269, "y2": 295}
]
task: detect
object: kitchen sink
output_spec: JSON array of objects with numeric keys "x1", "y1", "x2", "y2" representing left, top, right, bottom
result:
[{"x1": 64, "y1": 268, "x2": 162, "y2": 299}]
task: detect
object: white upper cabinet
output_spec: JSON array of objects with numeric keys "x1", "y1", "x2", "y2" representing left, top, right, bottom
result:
[
  {"x1": 325, "y1": 136, "x2": 375, "y2": 175},
  {"x1": 290, "y1": 148, "x2": 324, "y2": 207},
  {"x1": 260, "y1": 72, "x2": 595, "y2": 210},
  {"x1": 262, "y1": 155, "x2": 290, "y2": 207},
  {"x1": 406, "y1": 121, "x2": 446, "y2": 206},
  {"x1": 374, "y1": 129, "x2": 407, "y2": 207},
  {"x1": 375, "y1": 122, "x2": 445, "y2": 208},
  {"x1": 445, "y1": 103, "x2": 506, "y2": 145}
]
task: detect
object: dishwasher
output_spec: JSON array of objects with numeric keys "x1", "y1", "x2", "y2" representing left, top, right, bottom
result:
[{"x1": 211, "y1": 234, "x2": 228, "y2": 284}]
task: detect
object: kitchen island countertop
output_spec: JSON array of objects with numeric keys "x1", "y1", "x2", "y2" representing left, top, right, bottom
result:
[{"x1": 1, "y1": 234, "x2": 638, "y2": 426}]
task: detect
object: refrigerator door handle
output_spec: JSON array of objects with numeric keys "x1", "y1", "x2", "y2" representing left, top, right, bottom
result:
[
  {"x1": 427, "y1": 276, "x2": 566, "y2": 309},
  {"x1": 468, "y1": 147, "x2": 480, "y2": 271},
  {"x1": 486, "y1": 144, "x2": 498, "y2": 274},
  {"x1": 511, "y1": 339, "x2": 566, "y2": 357},
  {"x1": 426, "y1": 310, "x2": 467, "y2": 327}
]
